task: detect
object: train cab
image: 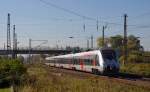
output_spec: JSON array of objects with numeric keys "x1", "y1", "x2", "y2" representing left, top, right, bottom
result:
[{"x1": 100, "y1": 48, "x2": 120, "y2": 74}]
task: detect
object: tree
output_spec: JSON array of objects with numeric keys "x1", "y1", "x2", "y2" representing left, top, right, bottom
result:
[
  {"x1": 97, "y1": 37, "x2": 103, "y2": 47},
  {"x1": 110, "y1": 35, "x2": 123, "y2": 49},
  {"x1": 97, "y1": 35, "x2": 144, "y2": 63},
  {"x1": 97, "y1": 35, "x2": 143, "y2": 51},
  {"x1": 127, "y1": 35, "x2": 143, "y2": 51},
  {"x1": 97, "y1": 37, "x2": 110, "y2": 47}
]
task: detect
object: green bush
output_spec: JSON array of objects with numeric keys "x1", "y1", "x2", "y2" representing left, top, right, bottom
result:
[
  {"x1": 0, "y1": 58, "x2": 26, "y2": 87},
  {"x1": 127, "y1": 54, "x2": 143, "y2": 63},
  {"x1": 119, "y1": 51, "x2": 143, "y2": 63}
]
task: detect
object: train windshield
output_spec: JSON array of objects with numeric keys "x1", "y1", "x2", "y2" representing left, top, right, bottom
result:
[{"x1": 102, "y1": 50, "x2": 116, "y2": 61}]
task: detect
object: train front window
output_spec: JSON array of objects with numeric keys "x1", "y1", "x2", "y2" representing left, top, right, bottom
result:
[{"x1": 102, "y1": 50, "x2": 116, "y2": 61}]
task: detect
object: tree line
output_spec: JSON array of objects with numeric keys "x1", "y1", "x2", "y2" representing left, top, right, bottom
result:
[{"x1": 97, "y1": 35, "x2": 146, "y2": 63}]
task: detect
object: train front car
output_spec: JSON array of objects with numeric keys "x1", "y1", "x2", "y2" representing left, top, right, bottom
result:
[
  {"x1": 100, "y1": 48, "x2": 120, "y2": 74},
  {"x1": 45, "y1": 48, "x2": 120, "y2": 75}
]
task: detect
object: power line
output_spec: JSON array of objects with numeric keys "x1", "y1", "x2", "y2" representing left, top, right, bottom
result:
[
  {"x1": 141, "y1": 35, "x2": 150, "y2": 39},
  {"x1": 39, "y1": 0, "x2": 96, "y2": 21},
  {"x1": 130, "y1": 12, "x2": 150, "y2": 20},
  {"x1": 128, "y1": 25, "x2": 150, "y2": 29},
  {"x1": 12, "y1": 19, "x2": 150, "y2": 30},
  {"x1": 39, "y1": 0, "x2": 126, "y2": 24},
  {"x1": 18, "y1": 0, "x2": 150, "y2": 29}
]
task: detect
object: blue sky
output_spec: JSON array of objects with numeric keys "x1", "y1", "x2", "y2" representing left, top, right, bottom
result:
[{"x1": 0, "y1": 0, "x2": 150, "y2": 50}]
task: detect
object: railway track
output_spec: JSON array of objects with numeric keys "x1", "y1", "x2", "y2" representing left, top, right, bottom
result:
[{"x1": 44, "y1": 65, "x2": 150, "y2": 89}]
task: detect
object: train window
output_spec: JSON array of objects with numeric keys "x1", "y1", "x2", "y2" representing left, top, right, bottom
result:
[
  {"x1": 73, "y1": 55, "x2": 99, "y2": 66},
  {"x1": 77, "y1": 59, "x2": 80, "y2": 65},
  {"x1": 58, "y1": 59, "x2": 61, "y2": 64},
  {"x1": 74, "y1": 57, "x2": 81, "y2": 65},
  {"x1": 67, "y1": 59, "x2": 72, "y2": 64},
  {"x1": 80, "y1": 55, "x2": 100, "y2": 66},
  {"x1": 102, "y1": 50, "x2": 116, "y2": 61},
  {"x1": 57, "y1": 58, "x2": 67, "y2": 64},
  {"x1": 84, "y1": 59, "x2": 91, "y2": 65},
  {"x1": 73, "y1": 58, "x2": 77, "y2": 65},
  {"x1": 64, "y1": 58, "x2": 69, "y2": 64},
  {"x1": 95, "y1": 55, "x2": 100, "y2": 66},
  {"x1": 74, "y1": 58, "x2": 77, "y2": 65},
  {"x1": 73, "y1": 58, "x2": 77, "y2": 64}
]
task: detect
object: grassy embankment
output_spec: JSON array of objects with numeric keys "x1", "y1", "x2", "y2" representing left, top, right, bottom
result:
[
  {"x1": 120, "y1": 63, "x2": 150, "y2": 77},
  {"x1": 0, "y1": 88, "x2": 10, "y2": 92},
  {"x1": 16, "y1": 64, "x2": 150, "y2": 92}
]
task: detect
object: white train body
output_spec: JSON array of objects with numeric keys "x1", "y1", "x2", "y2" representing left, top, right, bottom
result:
[{"x1": 45, "y1": 48, "x2": 120, "y2": 74}]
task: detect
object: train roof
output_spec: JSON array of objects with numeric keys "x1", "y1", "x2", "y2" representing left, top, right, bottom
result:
[
  {"x1": 46, "y1": 50, "x2": 99, "y2": 60},
  {"x1": 99, "y1": 47, "x2": 114, "y2": 51},
  {"x1": 46, "y1": 47, "x2": 115, "y2": 60}
]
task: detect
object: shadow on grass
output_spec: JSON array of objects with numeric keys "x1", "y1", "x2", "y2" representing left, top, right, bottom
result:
[
  {"x1": 0, "y1": 81, "x2": 10, "y2": 89},
  {"x1": 104, "y1": 72, "x2": 143, "y2": 81}
]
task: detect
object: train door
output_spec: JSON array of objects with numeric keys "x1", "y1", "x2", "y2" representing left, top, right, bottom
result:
[
  {"x1": 92, "y1": 57, "x2": 96, "y2": 67},
  {"x1": 92, "y1": 55, "x2": 99, "y2": 69},
  {"x1": 80, "y1": 59, "x2": 84, "y2": 70},
  {"x1": 68, "y1": 59, "x2": 71, "y2": 69}
]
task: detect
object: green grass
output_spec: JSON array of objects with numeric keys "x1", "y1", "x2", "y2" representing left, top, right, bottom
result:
[
  {"x1": 0, "y1": 88, "x2": 10, "y2": 92},
  {"x1": 15, "y1": 64, "x2": 150, "y2": 92},
  {"x1": 120, "y1": 63, "x2": 150, "y2": 77}
]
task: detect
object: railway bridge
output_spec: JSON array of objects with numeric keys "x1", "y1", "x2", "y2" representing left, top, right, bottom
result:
[{"x1": 0, "y1": 49, "x2": 72, "y2": 55}]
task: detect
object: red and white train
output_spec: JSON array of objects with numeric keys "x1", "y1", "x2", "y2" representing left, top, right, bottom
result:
[{"x1": 45, "y1": 48, "x2": 120, "y2": 74}]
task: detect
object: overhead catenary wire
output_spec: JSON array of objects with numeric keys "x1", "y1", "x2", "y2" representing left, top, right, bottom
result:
[
  {"x1": 39, "y1": 0, "x2": 125, "y2": 26},
  {"x1": 39, "y1": 0, "x2": 96, "y2": 21},
  {"x1": 129, "y1": 12, "x2": 150, "y2": 21},
  {"x1": 9, "y1": 0, "x2": 150, "y2": 29},
  {"x1": 2, "y1": 0, "x2": 146, "y2": 40}
]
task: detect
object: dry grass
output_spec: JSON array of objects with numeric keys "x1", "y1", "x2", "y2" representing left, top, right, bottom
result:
[{"x1": 16, "y1": 64, "x2": 150, "y2": 92}]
